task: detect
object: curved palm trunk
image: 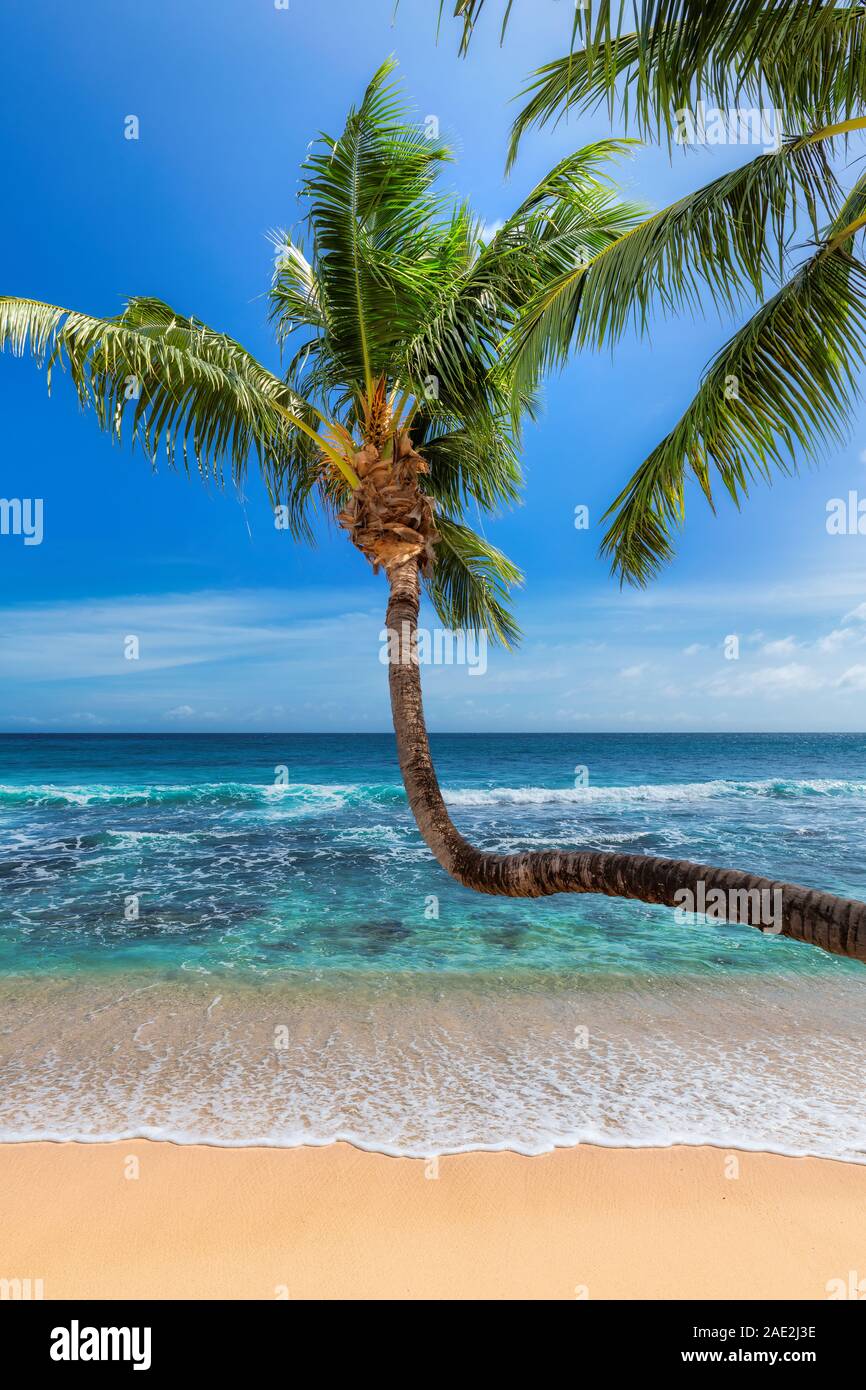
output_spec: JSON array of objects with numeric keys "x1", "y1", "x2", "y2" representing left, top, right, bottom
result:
[{"x1": 386, "y1": 560, "x2": 866, "y2": 964}]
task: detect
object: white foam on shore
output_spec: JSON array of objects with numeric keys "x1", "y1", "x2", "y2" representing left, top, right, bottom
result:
[
  {"x1": 0, "y1": 1124, "x2": 861, "y2": 1165},
  {"x1": 1, "y1": 973, "x2": 863, "y2": 1163}
]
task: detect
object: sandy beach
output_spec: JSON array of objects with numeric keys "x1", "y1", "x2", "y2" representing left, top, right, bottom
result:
[{"x1": 1, "y1": 1140, "x2": 864, "y2": 1300}]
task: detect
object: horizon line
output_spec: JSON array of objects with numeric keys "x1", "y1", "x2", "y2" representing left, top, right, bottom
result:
[{"x1": 0, "y1": 730, "x2": 863, "y2": 738}]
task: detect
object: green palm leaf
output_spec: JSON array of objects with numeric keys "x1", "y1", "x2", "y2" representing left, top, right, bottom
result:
[
  {"x1": 506, "y1": 5, "x2": 866, "y2": 155},
  {"x1": 299, "y1": 57, "x2": 452, "y2": 399},
  {"x1": 500, "y1": 133, "x2": 840, "y2": 400},
  {"x1": 403, "y1": 141, "x2": 643, "y2": 418},
  {"x1": 600, "y1": 189, "x2": 866, "y2": 585},
  {"x1": 419, "y1": 412, "x2": 522, "y2": 514},
  {"x1": 0, "y1": 295, "x2": 340, "y2": 512},
  {"x1": 425, "y1": 512, "x2": 523, "y2": 645}
]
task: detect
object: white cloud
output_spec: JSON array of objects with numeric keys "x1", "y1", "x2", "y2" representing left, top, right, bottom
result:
[
  {"x1": 836, "y1": 664, "x2": 866, "y2": 691},
  {"x1": 5, "y1": 710, "x2": 105, "y2": 727},
  {"x1": 703, "y1": 662, "x2": 827, "y2": 699},
  {"x1": 816, "y1": 627, "x2": 858, "y2": 653},
  {"x1": 4, "y1": 583, "x2": 866, "y2": 732},
  {"x1": 0, "y1": 589, "x2": 383, "y2": 682},
  {"x1": 761, "y1": 636, "x2": 798, "y2": 657},
  {"x1": 751, "y1": 663, "x2": 826, "y2": 694}
]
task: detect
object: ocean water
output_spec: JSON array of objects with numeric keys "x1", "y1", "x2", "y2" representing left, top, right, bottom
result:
[{"x1": 0, "y1": 732, "x2": 864, "y2": 1158}]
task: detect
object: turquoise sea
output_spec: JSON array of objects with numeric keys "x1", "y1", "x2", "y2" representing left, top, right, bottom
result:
[{"x1": 0, "y1": 732, "x2": 864, "y2": 1158}]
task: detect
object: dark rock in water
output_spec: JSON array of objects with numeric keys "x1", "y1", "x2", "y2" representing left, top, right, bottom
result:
[
  {"x1": 488, "y1": 925, "x2": 526, "y2": 951},
  {"x1": 357, "y1": 919, "x2": 412, "y2": 952}
]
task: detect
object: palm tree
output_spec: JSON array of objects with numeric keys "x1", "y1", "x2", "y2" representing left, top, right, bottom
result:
[{"x1": 2, "y1": 61, "x2": 865, "y2": 963}]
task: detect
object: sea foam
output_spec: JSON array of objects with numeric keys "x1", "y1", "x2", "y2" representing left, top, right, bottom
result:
[{"x1": 1, "y1": 775, "x2": 865, "y2": 810}]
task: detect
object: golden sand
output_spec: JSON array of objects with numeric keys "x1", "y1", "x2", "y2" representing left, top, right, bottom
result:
[{"x1": 1, "y1": 1140, "x2": 864, "y2": 1300}]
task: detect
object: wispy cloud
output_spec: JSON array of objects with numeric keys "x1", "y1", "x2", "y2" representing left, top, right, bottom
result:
[
  {"x1": 2, "y1": 583, "x2": 866, "y2": 731},
  {"x1": 760, "y1": 636, "x2": 798, "y2": 657}
]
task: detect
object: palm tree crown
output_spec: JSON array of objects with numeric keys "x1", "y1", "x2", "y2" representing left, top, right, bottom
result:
[{"x1": 0, "y1": 58, "x2": 641, "y2": 643}]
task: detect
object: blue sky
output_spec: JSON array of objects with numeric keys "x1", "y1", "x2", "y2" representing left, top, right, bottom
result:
[{"x1": 1, "y1": 0, "x2": 866, "y2": 732}]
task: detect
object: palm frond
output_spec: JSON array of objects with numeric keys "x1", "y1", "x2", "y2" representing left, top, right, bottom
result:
[
  {"x1": 500, "y1": 133, "x2": 840, "y2": 399},
  {"x1": 419, "y1": 409, "x2": 523, "y2": 513},
  {"x1": 269, "y1": 232, "x2": 327, "y2": 341},
  {"x1": 443, "y1": 1, "x2": 857, "y2": 141},
  {"x1": 599, "y1": 226, "x2": 866, "y2": 586},
  {"x1": 299, "y1": 57, "x2": 453, "y2": 397},
  {"x1": 824, "y1": 164, "x2": 866, "y2": 245},
  {"x1": 437, "y1": 0, "x2": 581, "y2": 56},
  {"x1": 0, "y1": 294, "x2": 342, "y2": 533},
  {"x1": 404, "y1": 141, "x2": 643, "y2": 417},
  {"x1": 426, "y1": 512, "x2": 523, "y2": 645},
  {"x1": 505, "y1": 4, "x2": 864, "y2": 153}
]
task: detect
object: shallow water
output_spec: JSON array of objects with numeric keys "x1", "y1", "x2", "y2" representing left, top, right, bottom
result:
[{"x1": 0, "y1": 733, "x2": 863, "y2": 1156}]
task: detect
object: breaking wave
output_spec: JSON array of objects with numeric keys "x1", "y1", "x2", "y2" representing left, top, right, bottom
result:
[{"x1": 2, "y1": 776, "x2": 865, "y2": 811}]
